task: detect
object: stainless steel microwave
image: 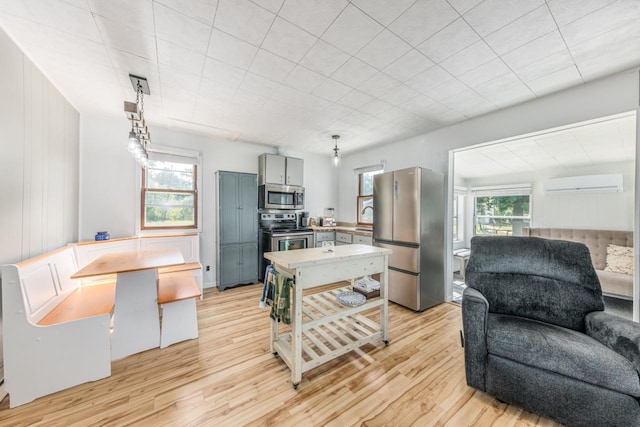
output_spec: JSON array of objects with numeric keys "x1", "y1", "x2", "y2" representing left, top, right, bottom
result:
[{"x1": 258, "y1": 184, "x2": 304, "y2": 210}]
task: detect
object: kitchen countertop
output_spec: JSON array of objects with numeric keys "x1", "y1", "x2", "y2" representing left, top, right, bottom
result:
[
  {"x1": 264, "y1": 244, "x2": 390, "y2": 269},
  {"x1": 309, "y1": 225, "x2": 373, "y2": 236}
]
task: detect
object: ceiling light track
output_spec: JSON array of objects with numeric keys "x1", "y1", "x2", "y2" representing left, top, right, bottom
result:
[{"x1": 124, "y1": 74, "x2": 151, "y2": 167}]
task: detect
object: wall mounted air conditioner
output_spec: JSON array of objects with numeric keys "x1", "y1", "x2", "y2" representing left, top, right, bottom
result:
[{"x1": 543, "y1": 174, "x2": 623, "y2": 194}]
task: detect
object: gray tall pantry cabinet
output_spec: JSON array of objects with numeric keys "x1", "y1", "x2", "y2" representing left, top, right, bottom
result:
[{"x1": 216, "y1": 171, "x2": 259, "y2": 291}]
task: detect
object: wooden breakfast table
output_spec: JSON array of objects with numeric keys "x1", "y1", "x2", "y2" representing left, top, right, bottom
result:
[{"x1": 72, "y1": 248, "x2": 185, "y2": 359}]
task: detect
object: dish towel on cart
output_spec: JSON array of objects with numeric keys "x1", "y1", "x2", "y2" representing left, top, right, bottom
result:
[{"x1": 259, "y1": 265, "x2": 292, "y2": 325}]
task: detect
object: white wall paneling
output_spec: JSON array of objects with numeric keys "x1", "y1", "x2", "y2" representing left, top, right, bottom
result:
[
  {"x1": 0, "y1": 28, "x2": 81, "y2": 383},
  {"x1": 0, "y1": 28, "x2": 80, "y2": 267}
]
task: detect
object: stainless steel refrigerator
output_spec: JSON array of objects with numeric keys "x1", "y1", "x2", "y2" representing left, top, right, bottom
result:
[{"x1": 373, "y1": 167, "x2": 445, "y2": 311}]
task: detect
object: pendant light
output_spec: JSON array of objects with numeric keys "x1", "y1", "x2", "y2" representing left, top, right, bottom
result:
[{"x1": 332, "y1": 134, "x2": 340, "y2": 167}]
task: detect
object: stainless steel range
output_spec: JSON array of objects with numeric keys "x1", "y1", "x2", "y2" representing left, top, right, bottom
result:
[{"x1": 258, "y1": 212, "x2": 314, "y2": 277}]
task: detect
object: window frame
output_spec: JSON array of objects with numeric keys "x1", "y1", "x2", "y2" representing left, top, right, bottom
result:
[
  {"x1": 140, "y1": 161, "x2": 198, "y2": 230},
  {"x1": 356, "y1": 169, "x2": 382, "y2": 226},
  {"x1": 473, "y1": 193, "x2": 531, "y2": 237}
]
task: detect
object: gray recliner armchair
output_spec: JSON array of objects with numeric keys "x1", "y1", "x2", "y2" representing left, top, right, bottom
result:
[{"x1": 462, "y1": 236, "x2": 640, "y2": 427}]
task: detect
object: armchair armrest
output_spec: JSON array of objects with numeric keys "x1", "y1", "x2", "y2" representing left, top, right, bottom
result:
[
  {"x1": 461, "y1": 287, "x2": 489, "y2": 391},
  {"x1": 585, "y1": 311, "x2": 640, "y2": 373}
]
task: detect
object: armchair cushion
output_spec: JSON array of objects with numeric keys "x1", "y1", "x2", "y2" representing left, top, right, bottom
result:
[
  {"x1": 488, "y1": 313, "x2": 640, "y2": 397},
  {"x1": 586, "y1": 311, "x2": 640, "y2": 373}
]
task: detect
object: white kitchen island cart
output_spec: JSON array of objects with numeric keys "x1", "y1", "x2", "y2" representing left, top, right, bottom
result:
[{"x1": 263, "y1": 244, "x2": 392, "y2": 389}]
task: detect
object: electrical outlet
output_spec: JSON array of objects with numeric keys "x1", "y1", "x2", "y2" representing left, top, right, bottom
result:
[{"x1": 206, "y1": 265, "x2": 210, "y2": 271}]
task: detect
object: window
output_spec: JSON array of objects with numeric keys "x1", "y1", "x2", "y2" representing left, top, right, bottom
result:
[
  {"x1": 357, "y1": 169, "x2": 383, "y2": 226},
  {"x1": 142, "y1": 160, "x2": 197, "y2": 229},
  {"x1": 474, "y1": 193, "x2": 530, "y2": 236}
]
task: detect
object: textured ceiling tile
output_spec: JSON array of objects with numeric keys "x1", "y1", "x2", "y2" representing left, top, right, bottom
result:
[
  {"x1": 427, "y1": 78, "x2": 469, "y2": 101},
  {"x1": 357, "y1": 72, "x2": 401, "y2": 99},
  {"x1": 208, "y1": 29, "x2": 258, "y2": 70},
  {"x1": 299, "y1": 39, "x2": 351, "y2": 77},
  {"x1": 546, "y1": 0, "x2": 616, "y2": 27},
  {"x1": 278, "y1": 0, "x2": 347, "y2": 37},
  {"x1": 250, "y1": 0, "x2": 284, "y2": 14},
  {"x1": 463, "y1": 0, "x2": 544, "y2": 37},
  {"x1": 559, "y1": 0, "x2": 640, "y2": 48},
  {"x1": 484, "y1": 5, "x2": 556, "y2": 55},
  {"x1": 571, "y1": 20, "x2": 640, "y2": 81},
  {"x1": 355, "y1": 29, "x2": 412, "y2": 70},
  {"x1": 154, "y1": 2, "x2": 212, "y2": 55},
  {"x1": 248, "y1": 49, "x2": 296, "y2": 82},
  {"x1": 202, "y1": 56, "x2": 246, "y2": 88},
  {"x1": 383, "y1": 49, "x2": 434, "y2": 82},
  {"x1": 501, "y1": 30, "x2": 568, "y2": 71},
  {"x1": 439, "y1": 41, "x2": 497, "y2": 77},
  {"x1": 526, "y1": 65, "x2": 583, "y2": 97},
  {"x1": 95, "y1": 15, "x2": 157, "y2": 61},
  {"x1": 381, "y1": 84, "x2": 419, "y2": 106},
  {"x1": 350, "y1": 0, "x2": 416, "y2": 26},
  {"x1": 240, "y1": 72, "x2": 281, "y2": 97},
  {"x1": 447, "y1": 0, "x2": 483, "y2": 15},
  {"x1": 214, "y1": 0, "x2": 275, "y2": 46},
  {"x1": 458, "y1": 58, "x2": 512, "y2": 87},
  {"x1": 89, "y1": 0, "x2": 155, "y2": 34},
  {"x1": 261, "y1": 17, "x2": 317, "y2": 63},
  {"x1": 512, "y1": 49, "x2": 576, "y2": 83},
  {"x1": 389, "y1": 0, "x2": 459, "y2": 46},
  {"x1": 321, "y1": 4, "x2": 383, "y2": 55},
  {"x1": 311, "y1": 78, "x2": 352, "y2": 102},
  {"x1": 406, "y1": 65, "x2": 454, "y2": 94},
  {"x1": 337, "y1": 90, "x2": 375, "y2": 110},
  {"x1": 417, "y1": 18, "x2": 480, "y2": 63},
  {"x1": 24, "y1": 0, "x2": 102, "y2": 41},
  {"x1": 331, "y1": 57, "x2": 378, "y2": 88},
  {"x1": 153, "y1": 0, "x2": 218, "y2": 25},
  {"x1": 157, "y1": 39, "x2": 207, "y2": 75},
  {"x1": 284, "y1": 66, "x2": 326, "y2": 93}
]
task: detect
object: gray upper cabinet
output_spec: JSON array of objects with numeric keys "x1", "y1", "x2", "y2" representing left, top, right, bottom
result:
[
  {"x1": 216, "y1": 171, "x2": 258, "y2": 290},
  {"x1": 285, "y1": 156, "x2": 303, "y2": 186},
  {"x1": 258, "y1": 153, "x2": 304, "y2": 186}
]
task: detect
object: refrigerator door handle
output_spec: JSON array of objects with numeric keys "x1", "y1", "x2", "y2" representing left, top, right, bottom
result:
[{"x1": 394, "y1": 180, "x2": 398, "y2": 200}]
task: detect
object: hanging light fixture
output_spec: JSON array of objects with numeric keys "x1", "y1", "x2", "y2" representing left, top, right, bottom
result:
[
  {"x1": 332, "y1": 134, "x2": 340, "y2": 167},
  {"x1": 124, "y1": 74, "x2": 151, "y2": 167}
]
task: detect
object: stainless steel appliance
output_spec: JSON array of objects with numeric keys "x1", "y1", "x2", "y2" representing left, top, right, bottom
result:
[
  {"x1": 373, "y1": 166, "x2": 445, "y2": 311},
  {"x1": 258, "y1": 212, "x2": 314, "y2": 276},
  {"x1": 258, "y1": 184, "x2": 304, "y2": 210}
]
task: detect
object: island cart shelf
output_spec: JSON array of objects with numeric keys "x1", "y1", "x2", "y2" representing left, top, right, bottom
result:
[{"x1": 263, "y1": 244, "x2": 392, "y2": 389}]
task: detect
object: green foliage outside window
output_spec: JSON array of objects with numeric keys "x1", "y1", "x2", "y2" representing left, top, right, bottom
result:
[
  {"x1": 475, "y1": 195, "x2": 530, "y2": 236},
  {"x1": 142, "y1": 160, "x2": 197, "y2": 229}
]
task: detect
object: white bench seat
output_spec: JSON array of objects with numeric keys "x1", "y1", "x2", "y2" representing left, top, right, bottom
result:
[
  {"x1": 38, "y1": 280, "x2": 116, "y2": 326},
  {"x1": 1, "y1": 247, "x2": 112, "y2": 408},
  {"x1": 157, "y1": 272, "x2": 200, "y2": 348}
]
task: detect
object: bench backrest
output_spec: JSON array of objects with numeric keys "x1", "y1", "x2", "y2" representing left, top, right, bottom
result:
[
  {"x1": 139, "y1": 235, "x2": 199, "y2": 263},
  {"x1": 5, "y1": 246, "x2": 81, "y2": 325},
  {"x1": 523, "y1": 228, "x2": 633, "y2": 271}
]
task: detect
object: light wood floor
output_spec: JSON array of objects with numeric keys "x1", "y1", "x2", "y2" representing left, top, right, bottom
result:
[{"x1": 0, "y1": 283, "x2": 562, "y2": 427}]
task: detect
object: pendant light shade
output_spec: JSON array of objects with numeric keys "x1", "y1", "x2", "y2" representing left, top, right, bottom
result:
[{"x1": 332, "y1": 135, "x2": 340, "y2": 167}]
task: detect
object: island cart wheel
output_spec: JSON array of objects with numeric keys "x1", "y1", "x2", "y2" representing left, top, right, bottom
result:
[
  {"x1": 293, "y1": 383, "x2": 299, "y2": 390},
  {"x1": 384, "y1": 340, "x2": 390, "y2": 346},
  {"x1": 273, "y1": 352, "x2": 278, "y2": 358}
]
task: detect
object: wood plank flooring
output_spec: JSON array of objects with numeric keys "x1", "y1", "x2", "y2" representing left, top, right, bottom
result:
[{"x1": 0, "y1": 283, "x2": 561, "y2": 426}]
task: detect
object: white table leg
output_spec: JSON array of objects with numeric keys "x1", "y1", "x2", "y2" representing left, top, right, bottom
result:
[
  {"x1": 111, "y1": 269, "x2": 160, "y2": 360},
  {"x1": 291, "y1": 273, "x2": 303, "y2": 388}
]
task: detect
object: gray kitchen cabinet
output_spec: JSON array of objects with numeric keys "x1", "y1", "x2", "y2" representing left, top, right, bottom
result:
[
  {"x1": 353, "y1": 234, "x2": 373, "y2": 245},
  {"x1": 335, "y1": 232, "x2": 352, "y2": 244},
  {"x1": 314, "y1": 230, "x2": 335, "y2": 247},
  {"x1": 258, "y1": 153, "x2": 304, "y2": 186},
  {"x1": 285, "y1": 156, "x2": 304, "y2": 186},
  {"x1": 216, "y1": 171, "x2": 259, "y2": 290}
]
